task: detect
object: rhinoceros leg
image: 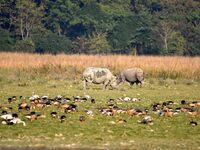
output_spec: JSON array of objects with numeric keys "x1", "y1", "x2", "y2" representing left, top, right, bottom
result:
[
  {"x1": 136, "y1": 80, "x2": 143, "y2": 87},
  {"x1": 103, "y1": 80, "x2": 110, "y2": 90}
]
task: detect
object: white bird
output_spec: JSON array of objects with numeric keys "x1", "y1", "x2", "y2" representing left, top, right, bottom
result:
[
  {"x1": 1, "y1": 113, "x2": 13, "y2": 120},
  {"x1": 10, "y1": 118, "x2": 26, "y2": 126}
]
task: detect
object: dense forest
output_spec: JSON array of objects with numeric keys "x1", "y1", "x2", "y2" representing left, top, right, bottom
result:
[{"x1": 0, "y1": 0, "x2": 200, "y2": 55}]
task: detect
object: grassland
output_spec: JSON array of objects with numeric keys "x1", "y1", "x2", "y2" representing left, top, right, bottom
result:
[{"x1": 0, "y1": 53, "x2": 200, "y2": 150}]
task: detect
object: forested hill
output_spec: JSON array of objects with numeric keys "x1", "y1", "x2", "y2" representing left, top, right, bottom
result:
[{"x1": 0, "y1": 0, "x2": 200, "y2": 55}]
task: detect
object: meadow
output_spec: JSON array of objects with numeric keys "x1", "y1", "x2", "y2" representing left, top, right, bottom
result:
[{"x1": 0, "y1": 52, "x2": 199, "y2": 150}]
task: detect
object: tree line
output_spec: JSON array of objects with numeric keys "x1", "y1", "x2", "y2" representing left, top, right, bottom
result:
[{"x1": 0, "y1": 0, "x2": 200, "y2": 55}]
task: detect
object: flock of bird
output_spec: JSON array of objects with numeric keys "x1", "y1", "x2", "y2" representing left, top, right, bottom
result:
[{"x1": 0, "y1": 94, "x2": 199, "y2": 127}]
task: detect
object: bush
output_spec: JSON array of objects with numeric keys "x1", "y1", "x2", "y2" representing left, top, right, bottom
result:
[
  {"x1": 32, "y1": 32, "x2": 73, "y2": 54},
  {"x1": 0, "y1": 28, "x2": 15, "y2": 51},
  {"x1": 14, "y1": 38, "x2": 35, "y2": 52}
]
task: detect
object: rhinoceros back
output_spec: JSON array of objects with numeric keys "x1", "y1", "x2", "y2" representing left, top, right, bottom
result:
[
  {"x1": 83, "y1": 67, "x2": 113, "y2": 84},
  {"x1": 121, "y1": 68, "x2": 144, "y2": 83}
]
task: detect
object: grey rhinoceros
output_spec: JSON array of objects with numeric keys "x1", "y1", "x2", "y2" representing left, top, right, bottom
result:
[
  {"x1": 82, "y1": 67, "x2": 118, "y2": 90},
  {"x1": 117, "y1": 68, "x2": 145, "y2": 86}
]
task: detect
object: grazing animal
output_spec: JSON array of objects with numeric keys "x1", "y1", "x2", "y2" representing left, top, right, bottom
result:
[
  {"x1": 82, "y1": 67, "x2": 118, "y2": 89},
  {"x1": 117, "y1": 68, "x2": 144, "y2": 86}
]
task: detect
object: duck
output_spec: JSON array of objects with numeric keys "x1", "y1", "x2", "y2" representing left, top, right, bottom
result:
[
  {"x1": 65, "y1": 103, "x2": 78, "y2": 113},
  {"x1": 60, "y1": 103, "x2": 70, "y2": 111},
  {"x1": 63, "y1": 97, "x2": 71, "y2": 103},
  {"x1": 1, "y1": 113, "x2": 26, "y2": 126},
  {"x1": 138, "y1": 116, "x2": 153, "y2": 125},
  {"x1": 1, "y1": 111, "x2": 13, "y2": 120},
  {"x1": 117, "y1": 119, "x2": 127, "y2": 124},
  {"x1": 85, "y1": 110, "x2": 93, "y2": 116},
  {"x1": 188, "y1": 109, "x2": 199, "y2": 117},
  {"x1": 60, "y1": 115, "x2": 66, "y2": 123},
  {"x1": 91, "y1": 99, "x2": 96, "y2": 104},
  {"x1": 181, "y1": 100, "x2": 187, "y2": 105},
  {"x1": 84, "y1": 95, "x2": 91, "y2": 99},
  {"x1": 50, "y1": 112, "x2": 57, "y2": 118},
  {"x1": 25, "y1": 111, "x2": 38, "y2": 121},
  {"x1": 52, "y1": 100, "x2": 61, "y2": 107},
  {"x1": 10, "y1": 114, "x2": 26, "y2": 126},
  {"x1": 18, "y1": 100, "x2": 28, "y2": 109},
  {"x1": 79, "y1": 116, "x2": 85, "y2": 122},
  {"x1": 164, "y1": 109, "x2": 174, "y2": 117},
  {"x1": 190, "y1": 121, "x2": 198, "y2": 126},
  {"x1": 8, "y1": 98, "x2": 13, "y2": 103}
]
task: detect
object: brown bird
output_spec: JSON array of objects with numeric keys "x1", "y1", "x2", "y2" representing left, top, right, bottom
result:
[
  {"x1": 117, "y1": 119, "x2": 127, "y2": 124},
  {"x1": 25, "y1": 111, "x2": 37, "y2": 121}
]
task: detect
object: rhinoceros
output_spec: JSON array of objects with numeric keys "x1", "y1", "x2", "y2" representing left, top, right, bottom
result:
[
  {"x1": 82, "y1": 67, "x2": 117, "y2": 89},
  {"x1": 117, "y1": 68, "x2": 144, "y2": 86}
]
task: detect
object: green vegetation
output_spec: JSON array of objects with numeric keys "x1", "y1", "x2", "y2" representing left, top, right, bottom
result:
[
  {"x1": 0, "y1": 0, "x2": 200, "y2": 55},
  {"x1": 0, "y1": 71, "x2": 199, "y2": 149}
]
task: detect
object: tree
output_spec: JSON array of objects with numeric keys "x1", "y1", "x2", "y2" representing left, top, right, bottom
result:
[
  {"x1": 88, "y1": 32, "x2": 112, "y2": 54},
  {"x1": 15, "y1": 0, "x2": 43, "y2": 40},
  {"x1": 0, "y1": 0, "x2": 16, "y2": 31},
  {"x1": 32, "y1": 31, "x2": 73, "y2": 54},
  {"x1": 43, "y1": 0, "x2": 79, "y2": 36},
  {"x1": 168, "y1": 31, "x2": 186, "y2": 55},
  {"x1": 154, "y1": 20, "x2": 174, "y2": 54},
  {"x1": 0, "y1": 27, "x2": 15, "y2": 50}
]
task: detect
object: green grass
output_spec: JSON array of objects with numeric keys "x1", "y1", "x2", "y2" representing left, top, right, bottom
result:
[{"x1": 0, "y1": 76, "x2": 199, "y2": 150}]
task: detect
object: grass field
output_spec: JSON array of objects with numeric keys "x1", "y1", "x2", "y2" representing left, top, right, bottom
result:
[{"x1": 0, "y1": 53, "x2": 200, "y2": 150}]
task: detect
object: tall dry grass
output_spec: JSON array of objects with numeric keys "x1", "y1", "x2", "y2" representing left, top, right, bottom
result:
[{"x1": 0, "y1": 52, "x2": 200, "y2": 79}]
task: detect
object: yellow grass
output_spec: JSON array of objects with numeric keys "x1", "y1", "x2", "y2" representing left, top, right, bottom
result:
[{"x1": 0, "y1": 52, "x2": 200, "y2": 79}]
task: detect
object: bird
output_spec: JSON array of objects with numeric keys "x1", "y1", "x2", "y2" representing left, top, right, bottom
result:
[
  {"x1": 190, "y1": 121, "x2": 198, "y2": 126},
  {"x1": 117, "y1": 119, "x2": 127, "y2": 124},
  {"x1": 50, "y1": 112, "x2": 57, "y2": 118},
  {"x1": 60, "y1": 115, "x2": 66, "y2": 123},
  {"x1": 1, "y1": 113, "x2": 26, "y2": 126},
  {"x1": 85, "y1": 110, "x2": 93, "y2": 116},
  {"x1": 138, "y1": 116, "x2": 153, "y2": 125},
  {"x1": 79, "y1": 116, "x2": 85, "y2": 122},
  {"x1": 8, "y1": 97, "x2": 13, "y2": 103},
  {"x1": 1, "y1": 111, "x2": 13, "y2": 120},
  {"x1": 25, "y1": 111, "x2": 37, "y2": 121},
  {"x1": 181, "y1": 100, "x2": 187, "y2": 105},
  {"x1": 91, "y1": 99, "x2": 96, "y2": 104}
]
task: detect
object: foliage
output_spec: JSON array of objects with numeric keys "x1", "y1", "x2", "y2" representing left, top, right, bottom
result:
[
  {"x1": 0, "y1": 0, "x2": 200, "y2": 55},
  {"x1": 0, "y1": 28, "x2": 15, "y2": 50},
  {"x1": 88, "y1": 32, "x2": 112, "y2": 54},
  {"x1": 168, "y1": 32, "x2": 186, "y2": 55},
  {"x1": 32, "y1": 32, "x2": 73, "y2": 54},
  {"x1": 14, "y1": 38, "x2": 35, "y2": 52}
]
